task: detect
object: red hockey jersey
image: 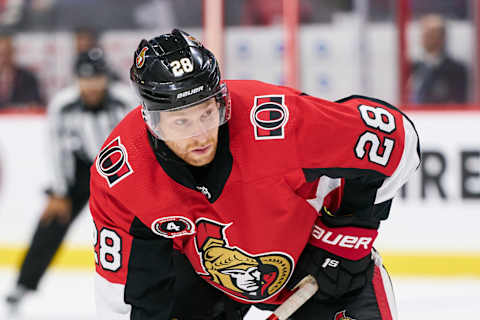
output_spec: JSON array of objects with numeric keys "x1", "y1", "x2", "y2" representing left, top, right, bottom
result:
[{"x1": 90, "y1": 80, "x2": 420, "y2": 318}]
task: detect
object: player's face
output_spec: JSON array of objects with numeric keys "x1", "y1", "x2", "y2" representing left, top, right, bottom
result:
[
  {"x1": 78, "y1": 75, "x2": 108, "y2": 108},
  {"x1": 222, "y1": 267, "x2": 262, "y2": 292},
  {"x1": 421, "y1": 16, "x2": 445, "y2": 54},
  {"x1": 160, "y1": 98, "x2": 220, "y2": 167}
]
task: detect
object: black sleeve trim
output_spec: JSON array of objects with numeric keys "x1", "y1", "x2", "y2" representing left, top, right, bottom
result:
[
  {"x1": 303, "y1": 167, "x2": 390, "y2": 229},
  {"x1": 335, "y1": 94, "x2": 398, "y2": 110},
  {"x1": 336, "y1": 171, "x2": 384, "y2": 215},
  {"x1": 302, "y1": 167, "x2": 387, "y2": 183},
  {"x1": 321, "y1": 199, "x2": 393, "y2": 229},
  {"x1": 125, "y1": 217, "x2": 175, "y2": 320}
]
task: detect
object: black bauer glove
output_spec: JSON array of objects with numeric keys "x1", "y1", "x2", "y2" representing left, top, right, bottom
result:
[{"x1": 288, "y1": 218, "x2": 378, "y2": 302}]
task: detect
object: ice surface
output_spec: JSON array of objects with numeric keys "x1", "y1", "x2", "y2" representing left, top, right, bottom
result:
[{"x1": 0, "y1": 268, "x2": 478, "y2": 320}]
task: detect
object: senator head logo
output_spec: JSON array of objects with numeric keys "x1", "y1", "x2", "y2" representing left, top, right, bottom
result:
[
  {"x1": 194, "y1": 218, "x2": 293, "y2": 302},
  {"x1": 186, "y1": 35, "x2": 203, "y2": 47},
  {"x1": 96, "y1": 137, "x2": 133, "y2": 187}
]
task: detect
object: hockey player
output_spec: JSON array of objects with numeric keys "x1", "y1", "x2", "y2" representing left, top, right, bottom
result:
[
  {"x1": 90, "y1": 29, "x2": 421, "y2": 319},
  {"x1": 4, "y1": 48, "x2": 135, "y2": 315}
]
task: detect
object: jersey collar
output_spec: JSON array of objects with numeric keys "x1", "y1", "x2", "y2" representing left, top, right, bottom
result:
[{"x1": 148, "y1": 124, "x2": 232, "y2": 203}]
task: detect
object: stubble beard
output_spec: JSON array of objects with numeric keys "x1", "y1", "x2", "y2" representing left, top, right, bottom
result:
[{"x1": 168, "y1": 137, "x2": 218, "y2": 167}]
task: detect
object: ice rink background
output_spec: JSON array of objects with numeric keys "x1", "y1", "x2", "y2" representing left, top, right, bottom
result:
[
  {"x1": 0, "y1": 268, "x2": 479, "y2": 320},
  {"x1": 0, "y1": 20, "x2": 479, "y2": 320}
]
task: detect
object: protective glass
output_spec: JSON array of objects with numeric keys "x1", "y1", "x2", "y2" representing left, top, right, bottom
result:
[{"x1": 142, "y1": 84, "x2": 231, "y2": 141}]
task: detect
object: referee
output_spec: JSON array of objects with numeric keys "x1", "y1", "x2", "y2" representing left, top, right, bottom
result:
[{"x1": 5, "y1": 47, "x2": 135, "y2": 314}]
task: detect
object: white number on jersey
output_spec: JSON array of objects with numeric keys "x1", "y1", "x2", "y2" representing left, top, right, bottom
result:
[
  {"x1": 355, "y1": 105, "x2": 396, "y2": 166},
  {"x1": 358, "y1": 104, "x2": 396, "y2": 133},
  {"x1": 355, "y1": 132, "x2": 395, "y2": 166},
  {"x1": 93, "y1": 222, "x2": 98, "y2": 264},
  {"x1": 93, "y1": 226, "x2": 122, "y2": 272}
]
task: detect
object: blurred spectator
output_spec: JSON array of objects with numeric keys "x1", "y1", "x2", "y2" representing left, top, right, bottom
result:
[
  {"x1": 74, "y1": 27, "x2": 121, "y2": 81},
  {"x1": 0, "y1": 31, "x2": 44, "y2": 110},
  {"x1": 409, "y1": 14, "x2": 467, "y2": 104},
  {"x1": 3, "y1": 48, "x2": 135, "y2": 316}
]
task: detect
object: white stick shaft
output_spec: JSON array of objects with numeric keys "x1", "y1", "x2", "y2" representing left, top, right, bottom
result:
[{"x1": 267, "y1": 275, "x2": 319, "y2": 320}]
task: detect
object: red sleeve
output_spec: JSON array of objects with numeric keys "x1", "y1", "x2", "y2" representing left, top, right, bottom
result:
[
  {"x1": 293, "y1": 94, "x2": 420, "y2": 228},
  {"x1": 90, "y1": 177, "x2": 134, "y2": 284},
  {"x1": 90, "y1": 143, "x2": 176, "y2": 320},
  {"x1": 295, "y1": 94, "x2": 412, "y2": 176}
]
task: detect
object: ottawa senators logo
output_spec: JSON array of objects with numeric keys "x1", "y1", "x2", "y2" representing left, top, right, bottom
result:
[
  {"x1": 194, "y1": 218, "x2": 293, "y2": 302},
  {"x1": 136, "y1": 47, "x2": 148, "y2": 68},
  {"x1": 250, "y1": 95, "x2": 289, "y2": 140},
  {"x1": 186, "y1": 34, "x2": 203, "y2": 47},
  {"x1": 96, "y1": 137, "x2": 133, "y2": 187},
  {"x1": 334, "y1": 310, "x2": 356, "y2": 320}
]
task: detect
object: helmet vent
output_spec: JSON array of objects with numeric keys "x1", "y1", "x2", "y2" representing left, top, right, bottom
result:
[{"x1": 140, "y1": 88, "x2": 171, "y2": 104}]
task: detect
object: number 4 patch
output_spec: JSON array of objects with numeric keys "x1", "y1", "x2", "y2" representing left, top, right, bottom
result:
[{"x1": 151, "y1": 216, "x2": 195, "y2": 238}]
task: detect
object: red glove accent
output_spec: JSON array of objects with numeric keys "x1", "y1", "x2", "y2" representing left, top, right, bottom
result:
[{"x1": 309, "y1": 219, "x2": 378, "y2": 260}]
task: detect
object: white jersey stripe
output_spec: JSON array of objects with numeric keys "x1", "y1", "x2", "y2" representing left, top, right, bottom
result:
[
  {"x1": 375, "y1": 115, "x2": 420, "y2": 204},
  {"x1": 372, "y1": 250, "x2": 398, "y2": 320},
  {"x1": 306, "y1": 176, "x2": 342, "y2": 212}
]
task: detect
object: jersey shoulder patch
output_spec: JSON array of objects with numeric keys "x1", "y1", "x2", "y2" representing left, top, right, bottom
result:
[
  {"x1": 95, "y1": 136, "x2": 133, "y2": 187},
  {"x1": 250, "y1": 94, "x2": 289, "y2": 140}
]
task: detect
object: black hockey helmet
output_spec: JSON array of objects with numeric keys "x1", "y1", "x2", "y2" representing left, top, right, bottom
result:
[
  {"x1": 74, "y1": 47, "x2": 108, "y2": 78},
  {"x1": 130, "y1": 29, "x2": 230, "y2": 141}
]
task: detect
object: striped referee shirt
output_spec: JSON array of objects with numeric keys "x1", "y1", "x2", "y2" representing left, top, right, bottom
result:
[{"x1": 47, "y1": 82, "x2": 137, "y2": 197}]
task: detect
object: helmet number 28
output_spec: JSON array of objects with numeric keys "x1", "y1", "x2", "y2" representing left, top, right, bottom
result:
[
  {"x1": 170, "y1": 58, "x2": 194, "y2": 77},
  {"x1": 354, "y1": 104, "x2": 396, "y2": 167}
]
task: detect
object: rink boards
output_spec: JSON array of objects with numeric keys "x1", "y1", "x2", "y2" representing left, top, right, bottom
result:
[{"x1": 0, "y1": 111, "x2": 479, "y2": 276}]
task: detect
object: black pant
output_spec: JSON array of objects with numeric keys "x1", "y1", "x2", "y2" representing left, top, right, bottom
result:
[
  {"x1": 170, "y1": 253, "x2": 250, "y2": 320},
  {"x1": 170, "y1": 251, "x2": 396, "y2": 320},
  {"x1": 16, "y1": 158, "x2": 91, "y2": 290}
]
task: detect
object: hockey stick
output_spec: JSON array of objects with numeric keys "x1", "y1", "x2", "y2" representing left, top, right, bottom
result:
[{"x1": 266, "y1": 275, "x2": 319, "y2": 320}]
